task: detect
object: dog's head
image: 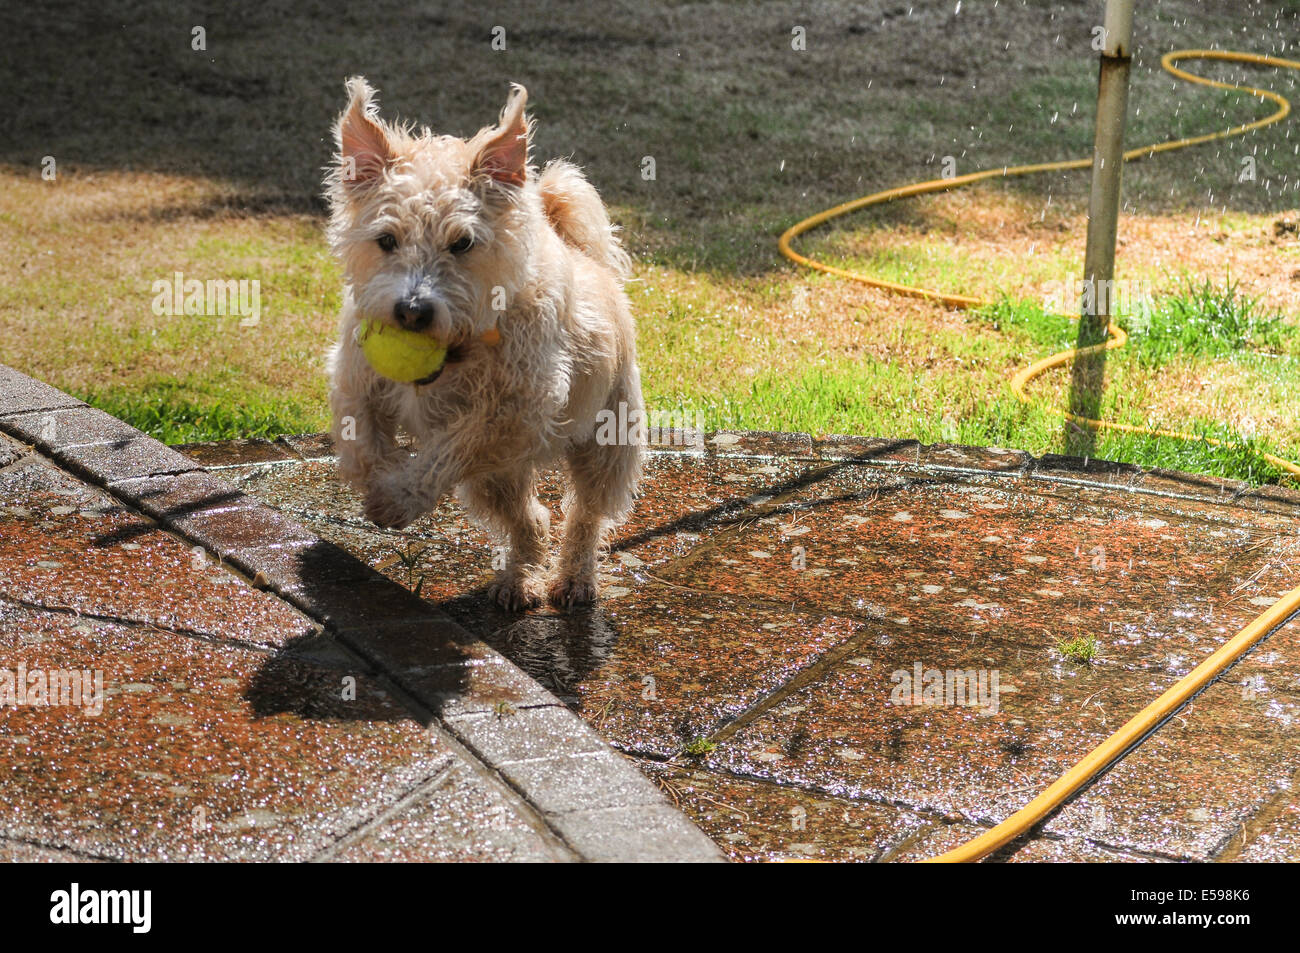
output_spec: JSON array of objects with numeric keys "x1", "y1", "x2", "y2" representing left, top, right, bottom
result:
[{"x1": 325, "y1": 79, "x2": 536, "y2": 347}]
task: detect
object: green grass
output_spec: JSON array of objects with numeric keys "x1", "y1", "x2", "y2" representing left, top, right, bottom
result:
[
  {"x1": 968, "y1": 290, "x2": 1300, "y2": 484},
  {"x1": 1058, "y1": 634, "x2": 1100, "y2": 664},
  {"x1": 77, "y1": 378, "x2": 322, "y2": 444},
  {"x1": 683, "y1": 737, "x2": 718, "y2": 758},
  {"x1": 1129, "y1": 276, "x2": 1295, "y2": 363},
  {"x1": 1088, "y1": 427, "x2": 1292, "y2": 485},
  {"x1": 635, "y1": 279, "x2": 1300, "y2": 488}
]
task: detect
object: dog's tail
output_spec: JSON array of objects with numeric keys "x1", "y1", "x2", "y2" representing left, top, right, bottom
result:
[{"x1": 538, "y1": 160, "x2": 631, "y2": 280}]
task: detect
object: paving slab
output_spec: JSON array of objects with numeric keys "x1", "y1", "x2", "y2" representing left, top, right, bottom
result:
[
  {"x1": 0, "y1": 600, "x2": 460, "y2": 862},
  {"x1": 10, "y1": 356, "x2": 1300, "y2": 862},
  {"x1": 326, "y1": 761, "x2": 569, "y2": 863},
  {"x1": 0, "y1": 365, "x2": 722, "y2": 863},
  {"x1": 0, "y1": 456, "x2": 316, "y2": 650},
  {"x1": 181, "y1": 425, "x2": 1300, "y2": 863},
  {"x1": 643, "y1": 763, "x2": 929, "y2": 862}
]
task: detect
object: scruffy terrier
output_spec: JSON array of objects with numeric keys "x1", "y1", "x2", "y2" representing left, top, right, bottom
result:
[{"x1": 324, "y1": 79, "x2": 643, "y2": 609}]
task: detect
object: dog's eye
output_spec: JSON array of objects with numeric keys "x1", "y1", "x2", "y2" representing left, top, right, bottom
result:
[
  {"x1": 448, "y1": 235, "x2": 474, "y2": 255},
  {"x1": 377, "y1": 233, "x2": 398, "y2": 253}
]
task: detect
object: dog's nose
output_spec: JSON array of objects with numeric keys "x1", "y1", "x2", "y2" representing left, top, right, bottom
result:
[{"x1": 394, "y1": 299, "x2": 435, "y2": 331}]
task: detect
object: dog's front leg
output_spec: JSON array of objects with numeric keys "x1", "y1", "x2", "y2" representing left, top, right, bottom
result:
[
  {"x1": 362, "y1": 443, "x2": 465, "y2": 530},
  {"x1": 329, "y1": 341, "x2": 403, "y2": 491}
]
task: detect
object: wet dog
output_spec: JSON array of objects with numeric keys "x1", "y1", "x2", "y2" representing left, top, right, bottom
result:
[{"x1": 325, "y1": 80, "x2": 643, "y2": 609}]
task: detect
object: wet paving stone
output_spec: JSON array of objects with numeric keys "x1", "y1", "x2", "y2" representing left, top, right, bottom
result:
[
  {"x1": 175, "y1": 438, "x2": 295, "y2": 469},
  {"x1": 56, "y1": 438, "x2": 199, "y2": 485},
  {"x1": 656, "y1": 470, "x2": 1300, "y2": 672},
  {"x1": 0, "y1": 433, "x2": 24, "y2": 468},
  {"x1": 173, "y1": 435, "x2": 1300, "y2": 862},
  {"x1": 702, "y1": 636, "x2": 1182, "y2": 822},
  {"x1": 0, "y1": 460, "x2": 317, "y2": 650},
  {"x1": 700, "y1": 430, "x2": 812, "y2": 456},
  {"x1": 1233, "y1": 786, "x2": 1300, "y2": 862},
  {"x1": 224, "y1": 451, "x2": 825, "y2": 577},
  {"x1": 275, "y1": 433, "x2": 336, "y2": 461},
  {"x1": 890, "y1": 823, "x2": 1164, "y2": 863},
  {"x1": 1039, "y1": 674, "x2": 1300, "y2": 859},
  {"x1": 229, "y1": 459, "x2": 373, "y2": 524},
  {"x1": 1, "y1": 451, "x2": 108, "y2": 509},
  {"x1": 641, "y1": 762, "x2": 927, "y2": 862},
  {"x1": 467, "y1": 585, "x2": 865, "y2": 759},
  {"x1": 172, "y1": 501, "x2": 320, "y2": 553},
  {"x1": 609, "y1": 451, "x2": 824, "y2": 564},
  {"x1": 3, "y1": 406, "x2": 140, "y2": 450},
  {"x1": 297, "y1": 516, "x2": 494, "y2": 605},
  {"x1": 111, "y1": 471, "x2": 247, "y2": 522},
  {"x1": 0, "y1": 839, "x2": 96, "y2": 863},
  {"x1": 0, "y1": 366, "x2": 85, "y2": 417},
  {"x1": 0, "y1": 601, "x2": 463, "y2": 861},
  {"x1": 330, "y1": 761, "x2": 569, "y2": 863}
]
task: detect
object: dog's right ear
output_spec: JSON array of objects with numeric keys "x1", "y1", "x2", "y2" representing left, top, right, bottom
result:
[{"x1": 335, "y1": 77, "x2": 394, "y2": 189}]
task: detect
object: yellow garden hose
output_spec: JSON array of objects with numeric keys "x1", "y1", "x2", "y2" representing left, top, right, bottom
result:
[{"x1": 778, "y1": 50, "x2": 1300, "y2": 862}]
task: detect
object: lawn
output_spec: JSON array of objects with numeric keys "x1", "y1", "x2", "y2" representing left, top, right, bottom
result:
[{"x1": 2, "y1": 0, "x2": 1299, "y2": 483}]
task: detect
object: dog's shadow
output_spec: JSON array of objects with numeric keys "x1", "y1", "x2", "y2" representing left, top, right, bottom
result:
[{"x1": 239, "y1": 439, "x2": 919, "y2": 724}]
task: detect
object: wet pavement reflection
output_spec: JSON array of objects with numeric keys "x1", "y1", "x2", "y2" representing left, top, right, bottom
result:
[{"x1": 206, "y1": 434, "x2": 1300, "y2": 861}]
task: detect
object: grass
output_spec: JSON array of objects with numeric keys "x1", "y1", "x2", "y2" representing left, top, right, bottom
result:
[
  {"x1": 78, "y1": 378, "x2": 321, "y2": 444},
  {"x1": 1130, "y1": 276, "x2": 1295, "y2": 363},
  {"x1": 644, "y1": 275, "x2": 1300, "y2": 486},
  {"x1": 683, "y1": 737, "x2": 717, "y2": 758},
  {"x1": 2, "y1": 1, "x2": 1300, "y2": 486},
  {"x1": 1058, "y1": 634, "x2": 1100, "y2": 664},
  {"x1": 967, "y1": 287, "x2": 1300, "y2": 484}
]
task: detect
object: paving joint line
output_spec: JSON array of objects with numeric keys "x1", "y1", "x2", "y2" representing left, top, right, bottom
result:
[
  {"x1": 309, "y1": 762, "x2": 458, "y2": 863},
  {"x1": 0, "y1": 367, "x2": 723, "y2": 862}
]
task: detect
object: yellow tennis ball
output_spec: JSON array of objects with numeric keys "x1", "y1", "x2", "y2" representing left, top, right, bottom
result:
[{"x1": 356, "y1": 318, "x2": 448, "y2": 383}]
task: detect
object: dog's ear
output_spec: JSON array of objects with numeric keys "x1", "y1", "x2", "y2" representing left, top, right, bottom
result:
[
  {"x1": 336, "y1": 77, "x2": 394, "y2": 189},
  {"x1": 471, "y1": 84, "x2": 531, "y2": 187}
]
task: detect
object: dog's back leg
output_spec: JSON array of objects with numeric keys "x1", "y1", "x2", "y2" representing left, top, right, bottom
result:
[{"x1": 550, "y1": 390, "x2": 643, "y2": 608}]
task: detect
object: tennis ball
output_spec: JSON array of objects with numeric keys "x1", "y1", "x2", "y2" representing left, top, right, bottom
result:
[{"x1": 356, "y1": 318, "x2": 448, "y2": 383}]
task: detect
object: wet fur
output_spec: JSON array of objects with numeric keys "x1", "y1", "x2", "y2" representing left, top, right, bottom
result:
[{"x1": 324, "y1": 79, "x2": 643, "y2": 609}]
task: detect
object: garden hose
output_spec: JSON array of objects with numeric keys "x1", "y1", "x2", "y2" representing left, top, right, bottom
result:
[{"x1": 777, "y1": 50, "x2": 1300, "y2": 862}]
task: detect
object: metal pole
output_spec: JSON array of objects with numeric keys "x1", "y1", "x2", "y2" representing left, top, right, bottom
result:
[{"x1": 1066, "y1": 0, "x2": 1136, "y2": 457}]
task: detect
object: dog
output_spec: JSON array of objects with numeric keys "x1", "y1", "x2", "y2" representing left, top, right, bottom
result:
[{"x1": 324, "y1": 79, "x2": 643, "y2": 610}]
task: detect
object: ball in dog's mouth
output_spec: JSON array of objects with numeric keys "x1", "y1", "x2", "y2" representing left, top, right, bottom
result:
[
  {"x1": 414, "y1": 343, "x2": 467, "y2": 385},
  {"x1": 355, "y1": 318, "x2": 449, "y2": 383}
]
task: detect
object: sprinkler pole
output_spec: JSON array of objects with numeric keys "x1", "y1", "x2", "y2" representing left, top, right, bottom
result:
[{"x1": 1066, "y1": 0, "x2": 1136, "y2": 456}]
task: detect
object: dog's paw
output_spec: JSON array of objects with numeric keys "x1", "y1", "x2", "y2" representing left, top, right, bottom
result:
[
  {"x1": 488, "y1": 575, "x2": 544, "y2": 612},
  {"x1": 339, "y1": 444, "x2": 407, "y2": 493},
  {"x1": 362, "y1": 479, "x2": 424, "y2": 530},
  {"x1": 336, "y1": 455, "x2": 374, "y2": 494},
  {"x1": 547, "y1": 575, "x2": 598, "y2": 610}
]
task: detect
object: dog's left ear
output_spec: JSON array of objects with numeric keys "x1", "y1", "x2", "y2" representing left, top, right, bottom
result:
[{"x1": 472, "y1": 84, "x2": 531, "y2": 187}]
